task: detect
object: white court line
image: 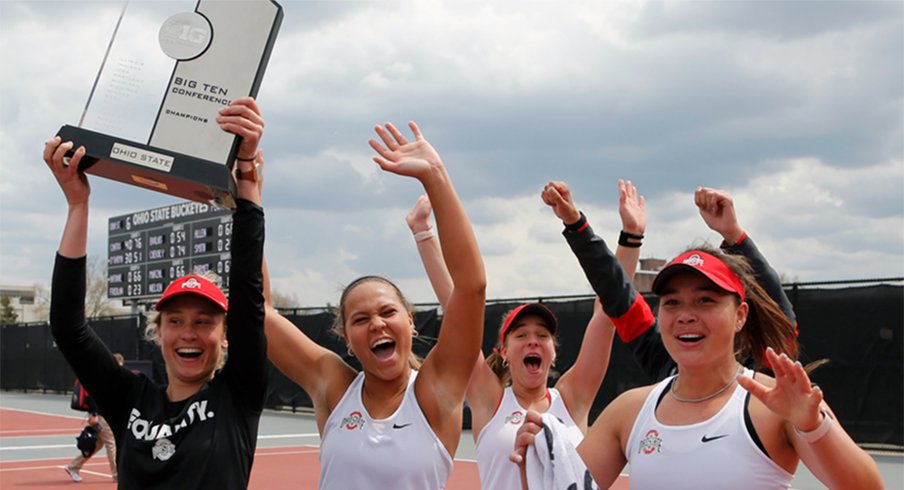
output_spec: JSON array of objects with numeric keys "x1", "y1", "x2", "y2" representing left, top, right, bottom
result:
[
  {"x1": 1, "y1": 434, "x2": 319, "y2": 452},
  {"x1": 0, "y1": 406, "x2": 83, "y2": 420},
  {"x1": 257, "y1": 433, "x2": 320, "y2": 440}
]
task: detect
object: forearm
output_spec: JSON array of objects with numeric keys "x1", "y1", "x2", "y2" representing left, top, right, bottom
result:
[
  {"x1": 415, "y1": 237, "x2": 453, "y2": 308},
  {"x1": 794, "y1": 416, "x2": 883, "y2": 489},
  {"x1": 563, "y1": 219, "x2": 652, "y2": 341},
  {"x1": 50, "y1": 254, "x2": 124, "y2": 408},
  {"x1": 722, "y1": 235, "x2": 797, "y2": 325},
  {"x1": 420, "y1": 165, "x2": 485, "y2": 298},
  {"x1": 58, "y1": 203, "x2": 88, "y2": 259},
  {"x1": 223, "y1": 199, "x2": 267, "y2": 406}
]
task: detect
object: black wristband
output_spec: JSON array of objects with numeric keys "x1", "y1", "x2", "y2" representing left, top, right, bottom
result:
[
  {"x1": 564, "y1": 211, "x2": 588, "y2": 232},
  {"x1": 235, "y1": 154, "x2": 256, "y2": 162},
  {"x1": 618, "y1": 230, "x2": 643, "y2": 248}
]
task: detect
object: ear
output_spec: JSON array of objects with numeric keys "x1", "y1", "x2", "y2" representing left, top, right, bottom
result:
[
  {"x1": 735, "y1": 301, "x2": 749, "y2": 332},
  {"x1": 221, "y1": 339, "x2": 229, "y2": 349}
]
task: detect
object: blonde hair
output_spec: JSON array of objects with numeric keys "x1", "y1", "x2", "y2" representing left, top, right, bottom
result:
[
  {"x1": 146, "y1": 271, "x2": 228, "y2": 370},
  {"x1": 332, "y1": 275, "x2": 422, "y2": 370}
]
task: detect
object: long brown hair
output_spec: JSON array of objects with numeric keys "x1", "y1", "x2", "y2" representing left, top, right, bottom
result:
[{"x1": 332, "y1": 275, "x2": 422, "y2": 370}]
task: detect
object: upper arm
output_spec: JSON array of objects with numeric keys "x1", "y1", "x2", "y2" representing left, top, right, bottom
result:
[
  {"x1": 465, "y1": 353, "x2": 504, "y2": 436},
  {"x1": 557, "y1": 298, "x2": 615, "y2": 428},
  {"x1": 576, "y1": 389, "x2": 643, "y2": 488},
  {"x1": 265, "y1": 306, "x2": 354, "y2": 409}
]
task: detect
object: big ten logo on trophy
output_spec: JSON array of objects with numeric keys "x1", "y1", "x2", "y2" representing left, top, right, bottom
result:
[{"x1": 57, "y1": 0, "x2": 282, "y2": 209}]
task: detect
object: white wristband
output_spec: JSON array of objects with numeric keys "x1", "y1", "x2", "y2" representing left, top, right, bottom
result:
[
  {"x1": 413, "y1": 228, "x2": 435, "y2": 242},
  {"x1": 793, "y1": 409, "x2": 833, "y2": 443}
]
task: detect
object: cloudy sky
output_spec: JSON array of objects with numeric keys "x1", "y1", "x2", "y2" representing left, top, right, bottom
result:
[{"x1": 1, "y1": 0, "x2": 902, "y2": 308}]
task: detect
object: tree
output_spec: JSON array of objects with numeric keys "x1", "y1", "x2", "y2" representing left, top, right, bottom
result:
[
  {"x1": 85, "y1": 256, "x2": 117, "y2": 318},
  {"x1": 0, "y1": 296, "x2": 18, "y2": 324}
]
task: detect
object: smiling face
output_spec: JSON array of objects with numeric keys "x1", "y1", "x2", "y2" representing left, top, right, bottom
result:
[
  {"x1": 340, "y1": 280, "x2": 415, "y2": 381},
  {"x1": 656, "y1": 271, "x2": 748, "y2": 370},
  {"x1": 500, "y1": 314, "x2": 557, "y2": 389},
  {"x1": 157, "y1": 295, "x2": 227, "y2": 392}
]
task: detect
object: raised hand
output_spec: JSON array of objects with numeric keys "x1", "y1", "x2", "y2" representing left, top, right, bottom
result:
[
  {"x1": 738, "y1": 348, "x2": 825, "y2": 432},
  {"x1": 694, "y1": 187, "x2": 745, "y2": 245},
  {"x1": 618, "y1": 179, "x2": 645, "y2": 235},
  {"x1": 369, "y1": 121, "x2": 442, "y2": 180},
  {"x1": 43, "y1": 136, "x2": 89, "y2": 206},
  {"x1": 217, "y1": 97, "x2": 265, "y2": 161},
  {"x1": 406, "y1": 194, "x2": 433, "y2": 234},
  {"x1": 541, "y1": 181, "x2": 582, "y2": 224}
]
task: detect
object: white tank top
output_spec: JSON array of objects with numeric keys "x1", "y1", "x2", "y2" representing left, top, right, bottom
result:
[
  {"x1": 625, "y1": 368, "x2": 793, "y2": 490},
  {"x1": 475, "y1": 387, "x2": 584, "y2": 490},
  {"x1": 318, "y1": 370, "x2": 452, "y2": 490}
]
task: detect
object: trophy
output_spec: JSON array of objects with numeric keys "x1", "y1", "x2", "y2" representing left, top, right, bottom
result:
[{"x1": 57, "y1": 0, "x2": 282, "y2": 209}]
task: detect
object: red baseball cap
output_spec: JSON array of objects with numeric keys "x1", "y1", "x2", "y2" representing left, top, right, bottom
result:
[
  {"x1": 154, "y1": 275, "x2": 228, "y2": 312},
  {"x1": 651, "y1": 250, "x2": 746, "y2": 301},
  {"x1": 499, "y1": 303, "x2": 558, "y2": 343}
]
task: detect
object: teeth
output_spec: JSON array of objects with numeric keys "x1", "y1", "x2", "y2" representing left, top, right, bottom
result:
[
  {"x1": 678, "y1": 334, "x2": 704, "y2": 341},
  {"x1": 371, "y1": 339, "x2": 393, "y2": 349},
  {"x1": 176, "y1": 348, "x2": 202, "y2": 354}
]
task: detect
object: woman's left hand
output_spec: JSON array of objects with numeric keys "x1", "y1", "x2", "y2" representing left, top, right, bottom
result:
[
  {"x1": 217, "y1": 97, "x2": 264, "y2": 160},
  {"x1": 369, "y1": 121, "x2": 442, "y2": 180},
  {"x1": 738, "y1": 347, "x2": 825, "y2": 431}
]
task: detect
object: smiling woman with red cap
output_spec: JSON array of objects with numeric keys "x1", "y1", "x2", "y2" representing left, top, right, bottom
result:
[
  {"x1": 46, "y1": 97, "x2": 267, "y2": 489},
  {"x1": 511, "y1": 191, "x2": 883, "y2": 489},
  {"x1": 404, "y1": 179, "x2": 646, "y2": 489}
]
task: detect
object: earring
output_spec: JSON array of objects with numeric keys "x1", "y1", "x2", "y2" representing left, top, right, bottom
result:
[{"x1": 347, "y1": 347, "x2": 355, "y2": 357}]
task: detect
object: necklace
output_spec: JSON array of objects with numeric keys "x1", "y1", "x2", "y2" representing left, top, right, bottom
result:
[{"x1": 670, "y1": 365, "x2": 743, "y2": 403}]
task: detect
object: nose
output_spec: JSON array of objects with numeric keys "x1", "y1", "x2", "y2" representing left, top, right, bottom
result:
[
  {"x1": 675, "y1": 309, "x2": 697, "y2": 324},
  {"x1": 368, "y1": 315, "x2": 386, "y2": 331}
]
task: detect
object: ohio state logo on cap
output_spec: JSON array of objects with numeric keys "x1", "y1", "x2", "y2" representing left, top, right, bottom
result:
[
  {"x1": 181, "y1": 278, "x2": 203, "y2": 289},
  {"x1": 682, "y1": 254, "x2": 705, "y2": 267}
]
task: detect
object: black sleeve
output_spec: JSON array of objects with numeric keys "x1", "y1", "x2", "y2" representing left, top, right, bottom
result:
[
  {"x1": 220, "y1": 199, "x2": 267, "y2": 412},
  {"x1": 562, "y1": 216, "x2": 676, "y2": 381},
  {"x1": 721, "y1": 235, "x2": 797, "y2": 326},
  {"x1": 50, "y1": 255, "x2": 133, "y2": 416}
]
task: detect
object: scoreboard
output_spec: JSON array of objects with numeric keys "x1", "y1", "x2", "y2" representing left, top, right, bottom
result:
[{"x1": 107, "y1": 201, "x2": 233, "y2": 301}]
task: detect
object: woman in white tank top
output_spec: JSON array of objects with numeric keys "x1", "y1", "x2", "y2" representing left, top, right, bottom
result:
[
  {"x1": 406, "y1": 180, "x2": 646, "y2": 489},
  {"x1": 514, "y1": 240, "x2": 883, "y2": 489},
  {"x1": 263, "y1": 122, "x2": 486, "y2": 489}
]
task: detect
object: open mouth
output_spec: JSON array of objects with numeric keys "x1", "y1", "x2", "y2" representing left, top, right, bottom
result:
[
  {"x1": 523, "y1": 354, "x2": 542, "y2": 372},
  {"x1": 176, "y1": 347, "x2": 203, "y2": 359},
  {"x1": 676, "y1": 333, "x2": 705, "y2": 344},
  {"x1": 371, "y1": 338, "x2": 396, "y2": 361}
]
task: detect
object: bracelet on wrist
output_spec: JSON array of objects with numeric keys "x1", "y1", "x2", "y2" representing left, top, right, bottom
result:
[
  {"x1": 413, "y1": 228, "x2": 435, "y2": 243},
  {"x1": 235, "y1": 154, "x2": 256, "y2": 162},
  {"x1": 618, "y1": 230, "x2": 644, "y2": 248},
  {"x1": 564, "y1": 212, "x2": 588, "y2": 233},
  {"x1": 793, "y1": 408, "x2": 833, "y2": 443}
]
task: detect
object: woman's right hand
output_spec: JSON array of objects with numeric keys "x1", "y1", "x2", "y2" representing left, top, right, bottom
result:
[
  {"x1": 541, "y1": 181, "x2": 582, "y2": 225},
  {"x1": 43, "y1": 136, "x2": 89, "y2": 206},
  {"x1": 369, "y1": 121, "x2": 443, "y2": 182}
]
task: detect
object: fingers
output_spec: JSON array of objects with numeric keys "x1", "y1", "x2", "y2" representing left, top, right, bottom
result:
[
  {"x1": 737, "y1": 374, "x2": 770, "y2": 401},
  {"x1": 43, "y1": 136, "x2": 62, "y2": 166},
  {"x1": 408, "y1": 121, "x2": 423, "y2": 141},
  {"x1": 374, "y1": 124, "x2": 399, "y2": 151},
  {"x1": 386, "y1": 123, "x2": 409, "y2": 147},
  {"x1": 541, "y1": 182, "x2": 564, "y2": 207}
]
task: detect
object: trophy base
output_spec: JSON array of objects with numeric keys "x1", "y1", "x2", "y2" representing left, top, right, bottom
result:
[{"x1": 57, "y1": 125, "x2": 237, "y2": 210}]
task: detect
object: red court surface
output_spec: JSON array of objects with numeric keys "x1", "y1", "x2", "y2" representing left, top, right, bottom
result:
[{"x1": 0, "y1": 407, "x2": 629, "y2": 489}]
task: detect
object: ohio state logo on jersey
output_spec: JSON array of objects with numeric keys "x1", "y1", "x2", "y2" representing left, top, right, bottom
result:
[
  {"x1": 341, "y1": 411, "x2": 365, "y2": 430},
  {"x1": 504, "y1": 411, "x2": 524, "y2": 425},
  {"x1": 639, "y1": 429, "x2": 662, "y2": 455}
]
